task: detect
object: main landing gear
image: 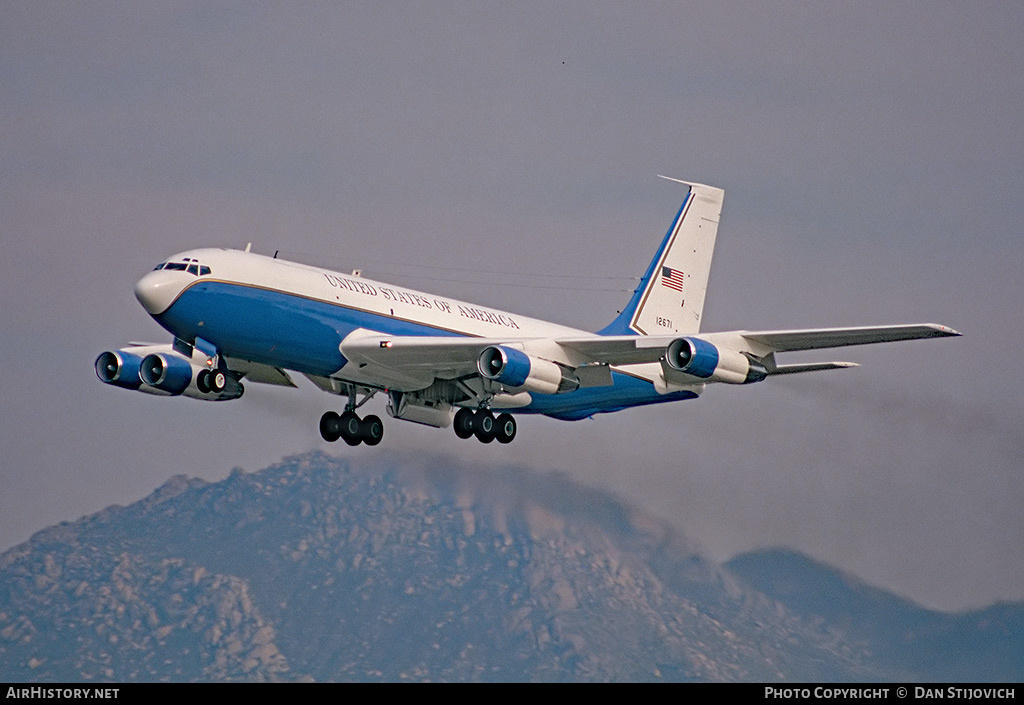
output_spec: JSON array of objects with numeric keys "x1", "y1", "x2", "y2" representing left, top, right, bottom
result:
[
  {"x1": 318, "y1": 392, "x2": 517, "y2": 446},
  {"x1": 453, "y1": 407, "x2": 517, "y2": 444},
  {"x1": 319, "y1": 410, "x2": 384, "y2": 446}
]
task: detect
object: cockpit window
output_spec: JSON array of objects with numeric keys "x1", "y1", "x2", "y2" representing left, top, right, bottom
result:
[{"x1": 154, "y1": 260, "x2": 212, "y2": 275}]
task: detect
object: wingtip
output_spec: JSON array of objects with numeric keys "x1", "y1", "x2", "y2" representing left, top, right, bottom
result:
[
  {"x1": 657, "y1": 174, "x2": 724, "y2": 195},
  {"x1": 930, "y1": 324, "x2": 962, "y2": 337}
]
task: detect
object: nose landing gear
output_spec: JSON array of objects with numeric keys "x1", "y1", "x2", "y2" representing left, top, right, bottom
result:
[{"x1": 196, "y1": 368, "x2": 227, "y2": 394}]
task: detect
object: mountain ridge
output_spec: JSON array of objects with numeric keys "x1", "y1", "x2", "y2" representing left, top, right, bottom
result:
[{"x1": 1, "y1": 451, "x2": 1016, "y2": 682}]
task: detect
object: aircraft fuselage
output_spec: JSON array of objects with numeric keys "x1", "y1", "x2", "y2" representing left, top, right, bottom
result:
[{"x1": 134, "y1": 248, "x2": 699, "y2": 421}]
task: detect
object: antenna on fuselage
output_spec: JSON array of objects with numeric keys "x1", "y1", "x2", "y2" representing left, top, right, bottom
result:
[{"x1": 245, "y1": 242, "x2": 252, "y2": 253}]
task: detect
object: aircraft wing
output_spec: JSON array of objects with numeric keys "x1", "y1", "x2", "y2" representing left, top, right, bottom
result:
[
  {"x1": 340, "y1": 324, "x2": 960, "y2": 381},
  {"x1": 554, "y1": 335, "x2": 679, "y2": 365},
  {"x1": 736, "y1": 323, "x2": 961, "y2": 352},
  {"x1": 556, "y1": 324, "x2": 960, "y2": 364},
  {"x1": 342, "y1": 331, "x2": 687, "y2": 375},
  {"x1": 342, "y1": 333, "x2": 510, "y2": 374}
]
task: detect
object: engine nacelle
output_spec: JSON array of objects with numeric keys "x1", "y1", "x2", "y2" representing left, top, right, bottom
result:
[
  {"x1": 139, "y1": 352, "x2": 194, "y2": 395},
  {"x1": 94, "y1": 350, "x2": 144, "y2": 390},
  {"x1": 477, "y1": 346, "x2": 579, "y2": 395},
  {"x1": 663, "y1": 337, "x2": 767, "y2": 385},
  {"x1": 96, "y1": 346, "x2": 243, "y2": 400}
]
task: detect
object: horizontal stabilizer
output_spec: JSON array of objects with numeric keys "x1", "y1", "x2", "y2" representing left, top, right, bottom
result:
[{"x1": 766, "y1": 361, "x2": 859, "y2": 376}]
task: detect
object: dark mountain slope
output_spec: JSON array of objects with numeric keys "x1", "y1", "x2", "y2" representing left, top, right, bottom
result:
[
  {"x1": 3, "y1": 450, "x2": 991, "y2": 682},
  {"x1": 727, "y1": 548, "x2": 1024, "y2": 682}
]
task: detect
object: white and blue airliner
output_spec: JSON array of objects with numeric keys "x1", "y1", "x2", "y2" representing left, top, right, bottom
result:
[{"x1": 96, "y1": 179, "x2": 959, "y2": 446}]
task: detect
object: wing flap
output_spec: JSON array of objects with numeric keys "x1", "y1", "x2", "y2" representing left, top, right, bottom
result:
[{"x1": 555, "y1": 335, "x2": 676, "y2": 365}]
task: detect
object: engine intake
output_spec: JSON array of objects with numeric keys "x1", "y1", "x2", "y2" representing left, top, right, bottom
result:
[
  {"x1": 477, "y1": 346, "x2": 579, "y2": 395},
  {"x1": 139, "y1": 352, "x2": 194, "y2": 395},
  {"x1": 664, "y1": 337, "x2": 767, "y2": 385},
  {"x1": 94, "y1": 350, "x2": 144, "y2": 390}
]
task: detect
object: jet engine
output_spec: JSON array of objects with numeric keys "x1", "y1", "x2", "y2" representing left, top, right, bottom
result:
[
  {"x1": 477, "y1": 346, "x2": 579, "y2": 395},
  {"x1": 95, "y1": 346, "x2": 243, "y2": 400},
  {"x1": 139, "y1": 351, "x2": 194, "y2": 395},
  {"x1": 663, "y1": 337, "x2": 767, "y2": 385},
  {"x1": 94, "y1": 350, "x2": 144, "y2": 390}
]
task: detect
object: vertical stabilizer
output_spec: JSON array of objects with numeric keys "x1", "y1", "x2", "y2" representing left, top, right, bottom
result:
[{"x1": 598, "y1": 179, "x2": 724, "y2": 336}]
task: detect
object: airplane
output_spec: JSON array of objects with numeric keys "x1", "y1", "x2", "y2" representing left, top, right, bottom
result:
[{"x1": 95, "y1": 178, "x2": 960, "y2": 446}]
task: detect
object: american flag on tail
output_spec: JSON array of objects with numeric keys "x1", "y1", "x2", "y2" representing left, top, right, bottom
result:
[{"x1": 661, "y1": 266, "x2": 685, "y2": 292}]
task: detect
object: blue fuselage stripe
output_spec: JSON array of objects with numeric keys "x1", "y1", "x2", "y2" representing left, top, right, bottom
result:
[
  {"x1": 517, "y1": 370, "x2": 698, "y2": 420},
  {"x1": 156, "y1": 281, "x2": 462, "y2": 376}
]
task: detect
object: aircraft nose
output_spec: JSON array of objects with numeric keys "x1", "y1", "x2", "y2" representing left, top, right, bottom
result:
[{"x1": 134, "y1": 270, "x2": 186, "y2": 315}]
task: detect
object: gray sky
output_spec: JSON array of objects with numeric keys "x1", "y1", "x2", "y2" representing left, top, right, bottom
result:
[{"x1": 2, "y1": 1, "x2": 1021, "y2": 611}]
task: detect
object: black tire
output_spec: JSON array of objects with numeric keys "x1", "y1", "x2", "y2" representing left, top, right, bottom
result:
[
  {"x1": 453, "y1": 407, "x2": 475, "y2": 439},
  {"x1": 196, "y1": 369, "x2": 211, "y2": 394},
  {"x1": 339, "y1": 411, "x2": 362, "y2": 446},
  {"x1": 209, "y1": 370, "x2": 227, "y2": 393},
  {"x1": 360, "y1": 414, "x2": 384, "y2": 446},
  {"x1": 319, "y1": 411, "x2": 341, "y2": 442},
  {"x1": 495, "y1": 413, "x2": 517, "y2": 444},
  {"x1": 474, "y1": 410, "x2": 496, "y2": 443}
]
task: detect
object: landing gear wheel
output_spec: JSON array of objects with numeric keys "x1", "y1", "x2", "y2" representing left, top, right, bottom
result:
[
  {"x1": 495, "y1": 413, "x2": 517, "y2": 444},
  {"x1": 319, "y1": 411, "x2": 341, "y2": 442},
  {"x1": 360, "y1": 414, "x2": 384, "y2": 446},
  {"x1": 453, "y1": 407, "x2": 475, "y2": 439},
  {"x1": 208, "y1": 370, "x2": 227, "y2": 393},
  {"x1": 339, "y1": 410, "x2": 362, "y2": 446},
  {"x1": 474, "y1": 410, "x2": 496, "y2": 444},
  {"x1": 196, "y1": 369, "x2": 211, "y2": 394}
]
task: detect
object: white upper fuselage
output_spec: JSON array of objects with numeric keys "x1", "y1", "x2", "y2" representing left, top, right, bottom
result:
[{"x1": 136, "y1": 247, "x2": 587, "y2": 345}]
